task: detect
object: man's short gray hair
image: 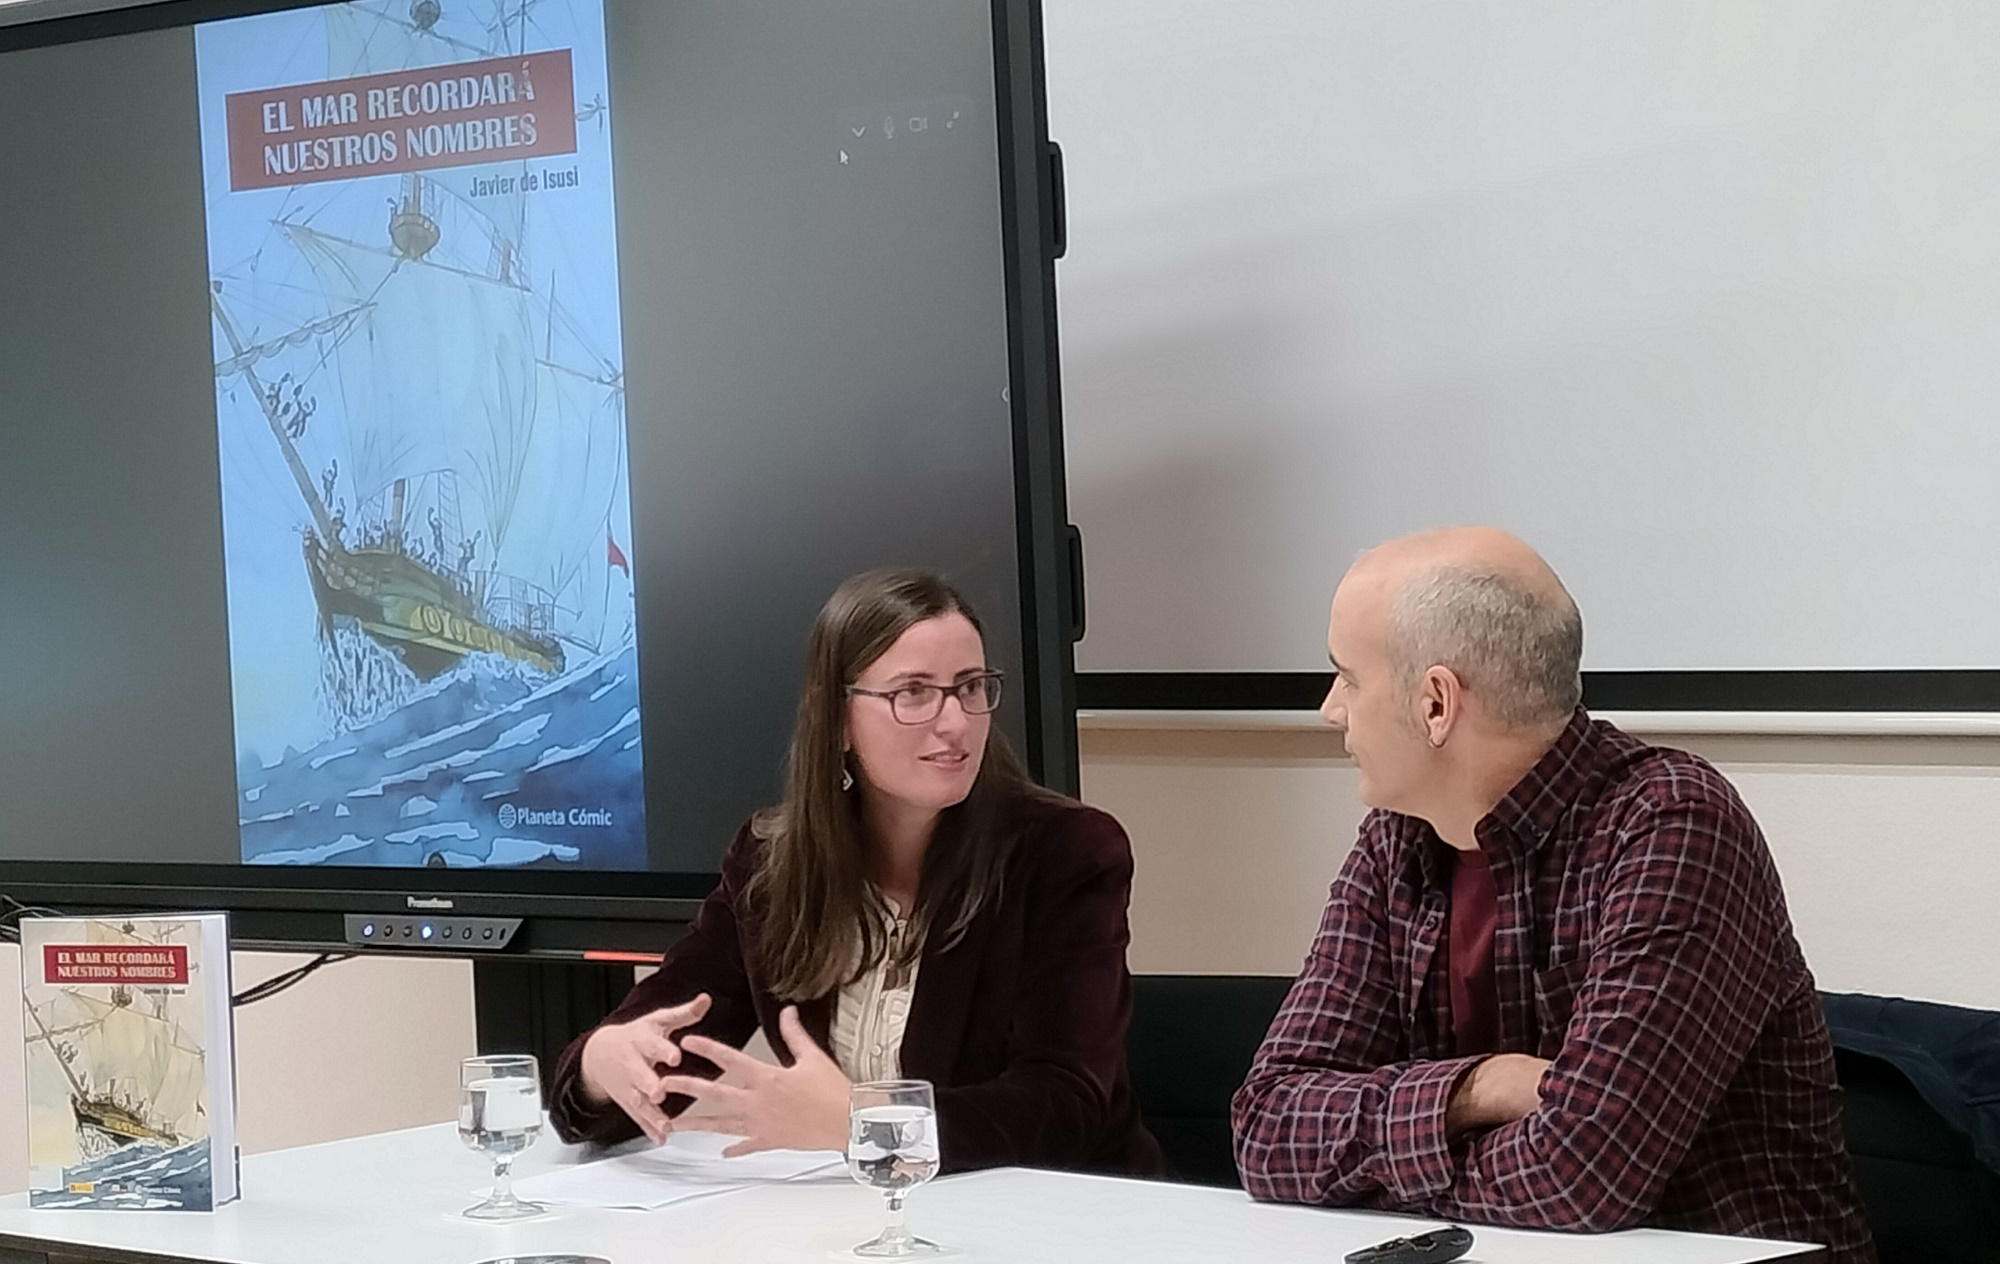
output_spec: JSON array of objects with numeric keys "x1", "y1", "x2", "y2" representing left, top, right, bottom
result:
[{"x1": 1386, "y1": 565, "x2": 1583, "y2": 728}]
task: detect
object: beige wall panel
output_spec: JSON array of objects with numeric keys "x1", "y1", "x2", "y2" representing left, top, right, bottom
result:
[
  {"x1": 229, "y1": 951, "x2": 477, "y2": 1155},
  {"x1": 1085, "y1": 724, "x2": 2000, "y2": 1012},
  {"x1": 1665, "y1": 735, "x2": 2000, "y2": 1011},
  {"x1": 1080, "y1": 726, "x2": 1363, "y2": 977}
]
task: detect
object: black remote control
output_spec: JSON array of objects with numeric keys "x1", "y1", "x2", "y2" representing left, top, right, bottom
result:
[{"x1": 1343, "y1": 1225, "x2": 1475, "y2": 1264}]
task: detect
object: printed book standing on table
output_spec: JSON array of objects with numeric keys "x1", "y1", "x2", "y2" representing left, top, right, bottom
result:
[{"x1": 19, "y1": 914, "x2": 239, "y2": 1210}]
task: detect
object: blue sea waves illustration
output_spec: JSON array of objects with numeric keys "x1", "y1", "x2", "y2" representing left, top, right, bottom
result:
[
  {"x1": 33, "y1": 1138, "x2": 215, "y2": 1211},
  {"x1": 239, "y1": 642, "x2": 646, "y2": 870}
]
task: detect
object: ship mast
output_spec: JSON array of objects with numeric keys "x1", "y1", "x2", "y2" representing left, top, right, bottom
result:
[
  {"x1": 23, "y1": 997, "x2": 93, "y2": 1102},
  {"x1": 209, "y1": 289, "x2": 340, "y2": 543}
]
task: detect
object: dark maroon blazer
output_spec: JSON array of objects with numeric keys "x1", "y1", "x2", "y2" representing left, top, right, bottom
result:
[{"x1": 548, "y1": 797, "x2": 1168, "y2": 1178}]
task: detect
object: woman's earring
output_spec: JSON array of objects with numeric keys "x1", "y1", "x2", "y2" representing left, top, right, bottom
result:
[{"x1": 841, "y1": 766, "x2": 855, "y2": 792}]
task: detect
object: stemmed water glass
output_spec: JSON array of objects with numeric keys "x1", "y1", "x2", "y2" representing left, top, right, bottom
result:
[
  {"x1": 845, "y1": 1079, "x2": 945, "y2": 1258},
  {"x1": 458, "y1": 1054, "x2": 547, "y2": 1221}
]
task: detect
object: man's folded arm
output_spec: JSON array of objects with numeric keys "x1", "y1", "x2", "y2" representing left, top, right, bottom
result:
[
  {"x1": 1426, "y1": 794, "x2": 1787, "y2": 1230},
  {"x1": 1236, "y1": 1038, "x2": 1485, "y2": 1207},
  {"x1": 1233, "y1": 836, "x2": 1483, "y2": 1208}
]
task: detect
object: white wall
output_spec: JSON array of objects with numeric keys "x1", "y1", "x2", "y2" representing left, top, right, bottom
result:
[{"x1": 1047, "y1": 0, "x2": 2000, "y2": 674}]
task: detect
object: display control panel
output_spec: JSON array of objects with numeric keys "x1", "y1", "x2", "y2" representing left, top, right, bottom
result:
[{"x1": 342, "y1": 912, "x2": 523, "y2": 951}]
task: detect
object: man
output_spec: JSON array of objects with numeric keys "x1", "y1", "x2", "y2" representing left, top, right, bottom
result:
[{"x1": 1231, "y1": 527, "x2": 1872, "y2": 1261}]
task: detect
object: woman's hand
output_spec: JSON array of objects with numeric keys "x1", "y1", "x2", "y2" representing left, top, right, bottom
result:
[
  {"x1": 577, "y1": 993, "x2": 713, "y2": 1143},
  {"x1": 664, "y1": 1006, "x2": 853, "y2": 1155}
]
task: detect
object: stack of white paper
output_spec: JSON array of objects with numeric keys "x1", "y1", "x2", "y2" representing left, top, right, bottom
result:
[{"x1": 513, "y1": 1132, "x2": 847, "y2": 1210}]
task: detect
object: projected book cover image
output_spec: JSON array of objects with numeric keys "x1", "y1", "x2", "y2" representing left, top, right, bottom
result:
[
  {"x1": 19, "y1": 915, "x2": 239, "y2": 1210},
  {"x1": 194, "y1": 1, "x2": 646, "y2": 871}
]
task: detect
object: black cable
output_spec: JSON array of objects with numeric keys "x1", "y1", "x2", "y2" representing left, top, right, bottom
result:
[
  {"x1": 233, "y1": 961, "x2": 321, "y2": 1005},
  {"x1": 231, "y1": 951, "x2": 357, "y2": 1007},
  {"x1": 233, "y1": 955, "x2": 337, "y2": 1005},
  {"x1": 234, "y1": 965, "x2": 313, "y2": 1006}
]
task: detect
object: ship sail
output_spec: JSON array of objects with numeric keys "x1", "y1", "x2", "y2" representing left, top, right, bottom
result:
[
  {"x1": 207, "y1": 0, "x2": 629, "y2": 696},
  {"x1": 23, "y1": 925, "x2": 211, "y2": 1150},
  {"x1": 282, "y1": 220, "x2": 623, "y2": 651},
  {"x1": 285, "y1": 221, "x2": 539, "y2": 555},
  {"x1": 505, "y1": 359, "x2": 625, "y2": 647},
  {"x1": 82, "y1": 997, "x2": 208, "y2": 1142}
]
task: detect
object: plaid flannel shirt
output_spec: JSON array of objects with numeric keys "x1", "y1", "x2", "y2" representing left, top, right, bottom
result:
[{"x1": 1232, "y1": 711, "x2": 1873, "y2": 1263}]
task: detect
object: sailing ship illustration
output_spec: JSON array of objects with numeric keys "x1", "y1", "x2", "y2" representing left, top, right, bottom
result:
[
  {"x1": 208, "y1": 0, "x2": 629, "y2": 708},
  {"x1": 22, "y1": 929, "x2": 208, "y2": 1162}
]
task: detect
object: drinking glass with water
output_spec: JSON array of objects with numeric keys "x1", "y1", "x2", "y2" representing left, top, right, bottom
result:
[
  {"x1": 458, "y1": 1054, "x2": 547, "y2": 1221},
  {"x1": 846, "y1": 1079, "x2": 944, "y2": 1257}
]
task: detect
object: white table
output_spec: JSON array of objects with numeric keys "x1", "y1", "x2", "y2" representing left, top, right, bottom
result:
[{"x1": 0, "y1": 1124, "x2": 1823, "y2": 1264}]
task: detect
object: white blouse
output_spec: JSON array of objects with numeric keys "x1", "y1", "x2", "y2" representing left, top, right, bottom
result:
[{"x1": 830, "y1": 905, "x2": 922, "y2": 1084}]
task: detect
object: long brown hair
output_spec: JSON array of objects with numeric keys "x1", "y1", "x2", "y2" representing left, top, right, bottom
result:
[{"x1": 745, "y1": 569, "x2": 1053, "y2": 1001}]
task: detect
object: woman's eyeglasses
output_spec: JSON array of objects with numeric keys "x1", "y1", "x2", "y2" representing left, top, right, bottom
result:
[{"x1": 847, "y1": 672, "x2": 1004, "y2": 725}]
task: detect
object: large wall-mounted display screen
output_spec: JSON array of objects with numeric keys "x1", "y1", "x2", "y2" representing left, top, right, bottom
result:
[{"x1": 0, "y1": 0, "x2": 1067, "y2": 916}]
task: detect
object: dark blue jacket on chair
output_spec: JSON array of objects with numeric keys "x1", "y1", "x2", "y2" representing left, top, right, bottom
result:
[{"x1": 1822, "y1": 992, "x2": 2000, "y2": 1264}]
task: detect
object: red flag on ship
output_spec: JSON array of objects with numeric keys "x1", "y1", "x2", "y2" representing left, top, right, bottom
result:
[{"x1": 607, "y1": 534, "x2": 630, "y2": 577}]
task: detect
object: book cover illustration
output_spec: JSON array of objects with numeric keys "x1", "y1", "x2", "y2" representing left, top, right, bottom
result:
[
  {"x1": 20, "y1": 915, "x2": 238, "y2": 1210},
  {"x1": 194, "y1": 1, "x2": 648, "y2": 873}
]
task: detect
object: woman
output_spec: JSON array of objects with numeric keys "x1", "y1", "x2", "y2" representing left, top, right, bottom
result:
[{"x1": 548, "y1": 568, "x2": 1167, "y2": 1177}]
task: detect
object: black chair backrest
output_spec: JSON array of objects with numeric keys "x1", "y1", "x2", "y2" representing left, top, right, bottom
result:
[
  {"x1": 1127, "y1": 973, "x2": 1295, "y2": 1187},
  {"x1": 1836, "y1": 1046, "x2": 2000, "y2": 1264}
]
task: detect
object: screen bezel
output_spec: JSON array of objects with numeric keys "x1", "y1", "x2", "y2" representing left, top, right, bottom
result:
[{"x1": 0, "y1": 0, "x2": 1079, "y2": 949}]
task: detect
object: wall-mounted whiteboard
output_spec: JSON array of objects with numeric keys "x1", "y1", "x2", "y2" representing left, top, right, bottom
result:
[{"x1": 1047, "y1": 1, "x2": 2000, "y2": 674}]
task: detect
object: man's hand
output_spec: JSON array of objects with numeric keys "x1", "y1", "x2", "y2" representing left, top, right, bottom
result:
[
  {"x1": 1446, "y1": 1053, "x2": 1551, "y2": 1139},
  {"x1": 664, "y1": 1006, "x2": 853, "y2": 1155},
  {"x1": 576, "y1": 993, "x2": 713, "y2": 1143}
]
